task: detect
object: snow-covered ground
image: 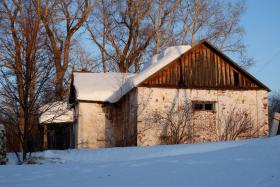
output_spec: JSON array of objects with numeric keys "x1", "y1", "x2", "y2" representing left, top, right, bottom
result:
[{"x1": 1, "y1": 137, "x2": 280, "y2": 187}]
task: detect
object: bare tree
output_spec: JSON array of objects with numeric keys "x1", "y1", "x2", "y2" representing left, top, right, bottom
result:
[
  {"x1": 89, "y1": 0, "x2": 252, "y2": 72},
  {"x1": 0, "y1": 0, "x2": 55, "y2": 163},
  {"x1": 34, "y1": 0, "x2": 92, "y2": 100},
  {"x1": 69, "y1": 42, "x2": 100, "y2": 72},
  {"x1": 269, "y1": 90, "x2": 280, "y2": 127},
  {"x1": 87, "y1": 0, "x2": 179, "y2": 73},
  {"x1": 174, "y1": 0, "x2": 253, "y2": 68},
  {"x1": 0, "y1": 124, "x2": 7, "y2": 164}
]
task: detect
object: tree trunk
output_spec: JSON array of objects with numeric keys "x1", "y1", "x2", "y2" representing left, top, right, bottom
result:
[
  {"x1": 101, "y1": 47, "x2": 107, "y2": 72},
  {"x1": 191, "y1": 32, "x2": 195, "y2": 47},
  {"x1": 55, "y1": 69, "x2": 65, "y2": 100},
  {"x1": 119, "y1": 63, "x2": 127, "y2": 73},
  {"x1": 53, "y1": 50, "x2": 65, "y2": 100}
]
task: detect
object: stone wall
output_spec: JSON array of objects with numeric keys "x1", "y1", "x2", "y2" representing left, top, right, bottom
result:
[
  {"x1": 76, "y1": 102, "x2": 114, "y2": 148},
  {"x1": 136, "y1": 88, "x2": 189, "y2": 146},
  {"x1": 136, "y1": 87, "x2": 269, "y2": 146},
  {"x1": 74, "y1": 87, "x2": 268, "y2": 148},
  {"x1": 75, "y1": 90, "x2": 137, "y2": 148},
  {"x1": 0, "y1": 124, "x2": 7, "y2": 164}
]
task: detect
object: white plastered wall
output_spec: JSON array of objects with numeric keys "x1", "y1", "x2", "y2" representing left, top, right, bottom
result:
[
  {"x1": 76, "y1": 102, "x2": 113, "y2": 148},
  {"x1": 136, "y1": 87, "x2": 189, "y2": 146},
  {"x1": 136, "y1": 87, "x2": 268, "y2": 146}
]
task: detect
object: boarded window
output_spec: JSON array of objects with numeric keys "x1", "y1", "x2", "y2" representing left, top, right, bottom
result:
[
  {"x1": 192, "y1": 101, "x2": 215, "y2": 111},
  {"x1": 193, "y1": 103, "x2": 203, "y2": 110},
  {"x1": 205, "y1": 103, "x2": 214, "y2": 110}
]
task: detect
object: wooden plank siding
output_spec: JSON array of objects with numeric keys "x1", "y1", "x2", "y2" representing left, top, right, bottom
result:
[
  {"x1": 105, "y1": 88, "x2": 137, "y2": 147},
  {"x1": 141, "y1": 42, "x2": 268, "y2": 90}
]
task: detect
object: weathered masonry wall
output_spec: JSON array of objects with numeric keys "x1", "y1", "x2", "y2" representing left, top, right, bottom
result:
[
  {"x1": 136, "y1": 87, "x2": 191, "y2": 146},
  {"x1": 136, "y1": 87, "x2": 268, "y2": 146},
  {"x1": 188, "y1": 89, "x2": 268, "y2": 142},
  {"x1": 75, "y1": 87, "x2": 268, "y2": 148},
  {"x1": 75, "y1": 89, "x2": 137, "y2": 148},
  {"x1": 76, "y1": 102, "x2": 113, "y2": 148}
]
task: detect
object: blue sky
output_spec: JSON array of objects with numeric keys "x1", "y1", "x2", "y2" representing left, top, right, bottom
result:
[{"x1": 241, "y1": 0, "x2": 280, "y2": 92}]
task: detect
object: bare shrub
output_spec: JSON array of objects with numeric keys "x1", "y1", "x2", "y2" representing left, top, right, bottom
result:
[
  {"x1": 219, "y1": 107, "x2": 263, "y2": 141},
  {"x1": 148, "y1": 97, "x2": 193, "y2": 145}
]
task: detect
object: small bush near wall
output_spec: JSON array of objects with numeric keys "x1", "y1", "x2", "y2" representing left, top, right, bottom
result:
[{"x1": 218, "y1": 108, "x2": 264, "y2": 141}]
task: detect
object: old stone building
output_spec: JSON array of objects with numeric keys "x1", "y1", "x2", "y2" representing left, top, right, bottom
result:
[{"x1": 66, "y1": 40, "x2": 269, "y2": 148}]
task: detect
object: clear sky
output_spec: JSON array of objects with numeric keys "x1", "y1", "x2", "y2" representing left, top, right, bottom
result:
[{"x1": 241, "y1": 0, "x2": 280, "y2": 92}]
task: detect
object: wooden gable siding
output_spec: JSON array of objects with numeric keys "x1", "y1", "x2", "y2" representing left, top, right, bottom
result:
[{"x1": 141, "y1": 42, "x2": 266, "y2": 90}]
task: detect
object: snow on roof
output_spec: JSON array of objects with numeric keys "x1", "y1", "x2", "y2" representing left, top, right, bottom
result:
[
  {"x1": 132, "y1": 45, "x2": 191, "y2": 86},
  {"x1": 39, "y1": 102, "x2": 74, "y2": 124},
  {"x1": 72, "y1": 45, "x2": 191, "y2": 103},
  {"x1": 73, "y1": 72, "x2": 136, "y2": 103}
]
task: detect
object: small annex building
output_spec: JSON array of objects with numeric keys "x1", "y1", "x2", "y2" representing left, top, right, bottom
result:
[
  {"x1": 68, "y1": 40, "x2": 269, "y2": 148},
  {"x1": 40, "y1": 102, "x2": 75, "y2": 150}
]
